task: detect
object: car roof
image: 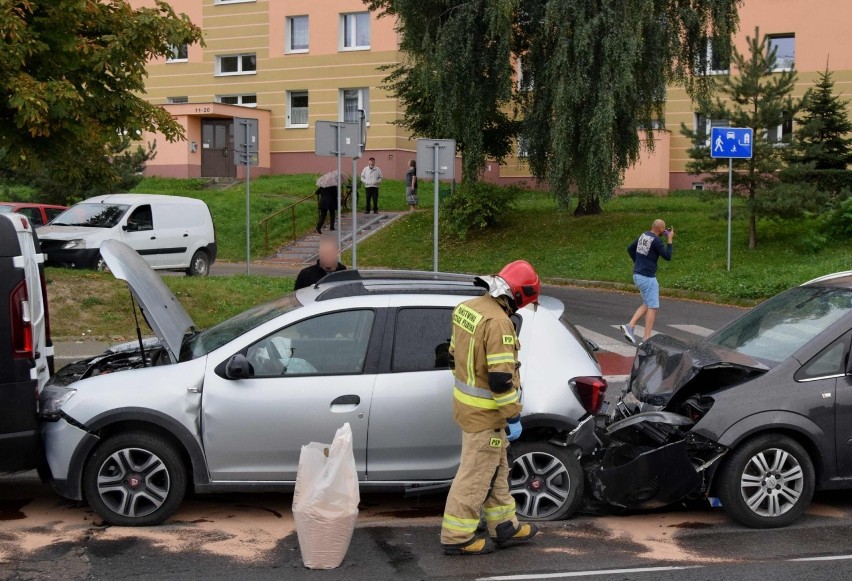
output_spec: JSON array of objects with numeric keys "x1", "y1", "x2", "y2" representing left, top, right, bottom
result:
[
  {"x1": 301, "y1": 270, "x2": 487, "y2": 303},
  {"x1": 801, "y1": 271, "x2": 852, "y2": 290},
  {"x1": 80, "y1": 194, "x2": 206, "y2": 206}
]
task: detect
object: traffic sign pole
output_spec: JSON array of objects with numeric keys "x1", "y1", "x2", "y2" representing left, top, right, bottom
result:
[
  {"x1": 710, "y1": 127, "x2": 753, "y2": 272},
  {"x1": 245, "y1": 121, "x2": 251, "y2": 275},
  {"x1": 727, "y1": 157, "x2": 733, "y2": 272}
]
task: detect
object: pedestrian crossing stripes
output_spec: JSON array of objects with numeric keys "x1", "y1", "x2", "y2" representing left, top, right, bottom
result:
[{"x1": 668, "y1": 323, "x2": 714, "y2": 337}]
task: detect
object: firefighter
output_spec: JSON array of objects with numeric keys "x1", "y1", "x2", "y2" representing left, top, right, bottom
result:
[{"x1": 441, "y1": 260, "x2": 541, "y2": 556}]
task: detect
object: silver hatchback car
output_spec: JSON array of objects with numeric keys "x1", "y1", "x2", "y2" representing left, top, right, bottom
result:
[{"x1": 40, "y1": 241, "x2": 606, "y2": 526}]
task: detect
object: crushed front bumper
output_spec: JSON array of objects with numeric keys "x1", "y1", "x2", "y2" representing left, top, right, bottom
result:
[{"x1": 41, "y1": 416, "x2": 99, "y2": 500}]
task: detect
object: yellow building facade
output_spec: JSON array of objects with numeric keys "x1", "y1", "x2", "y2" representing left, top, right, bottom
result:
[{"x1": 133, "y1": 0, "x2": 852, "y2": 187}]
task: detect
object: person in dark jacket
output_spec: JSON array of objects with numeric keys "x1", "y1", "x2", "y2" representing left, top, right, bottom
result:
[
  {"x1": 620, "y1": 219, "x2": 674, "y2": 345},
  {"x1": 294, "y1": 236, "x2": 347, "y2": 291},
  {"x1": 315, "y1": 186, "x2": 338, "y2": 234}
]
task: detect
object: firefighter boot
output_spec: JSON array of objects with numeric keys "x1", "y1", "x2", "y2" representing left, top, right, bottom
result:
[
  {"x1": 442, "y1": 536, "x2": 495, "y2": 556},
  {"x1": 494, "y1": 522, "x2": 539, "y2": 548}
]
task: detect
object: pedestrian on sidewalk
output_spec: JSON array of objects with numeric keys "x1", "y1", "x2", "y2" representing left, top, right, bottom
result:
[
  {"x1": 294, "y1": 236, "x2": 347, "y2": 291},
  {"x1": 620, "y1": 219, "x2": 674, "y2": 345},
  {"x1": 405, "y1": 159, "x2": 418, "y2": 211},
  {"x1": 360, "y1": 157, "x2": 383, "y2": 214},
  {"x1": 315, "y1": 185, "x2": 337, "y2": 234}
]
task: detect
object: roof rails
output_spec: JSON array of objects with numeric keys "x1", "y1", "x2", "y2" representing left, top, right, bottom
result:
[
  {"x1": 314, "y1": 269, "x2": 479, "y2": 288},
  {"x1": 801, "y1": 270, "x2": 852, "y2": 286}
]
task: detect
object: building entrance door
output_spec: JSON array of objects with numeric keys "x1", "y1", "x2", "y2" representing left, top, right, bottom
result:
[{"x1": 201, "y1": 119, "x2": 235, "y2": 178}]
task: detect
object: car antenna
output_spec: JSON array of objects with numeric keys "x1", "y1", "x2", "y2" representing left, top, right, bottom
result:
[{"x1": 129, "y1": 293, "x2": 149, "y2": 366}]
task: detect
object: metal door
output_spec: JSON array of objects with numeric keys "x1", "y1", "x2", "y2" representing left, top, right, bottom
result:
[{"x1": 201, "y1": 119, "x2": 235, "y2": 178}]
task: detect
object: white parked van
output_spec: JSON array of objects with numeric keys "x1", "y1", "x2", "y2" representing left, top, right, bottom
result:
[
  {"x1": 0, "y1": 212, "x2": 52, "y2": 473},
  {"x1": 38, "y1": 194, "x2": 217, "y2": 276}
]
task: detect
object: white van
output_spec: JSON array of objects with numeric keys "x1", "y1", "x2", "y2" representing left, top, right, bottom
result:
[
  {"x1": 0, "y1": 212, "x2": 51, "y2": 472},
  {"x1": 38, "y1": 194, "x2": 217, "y2": 276}
]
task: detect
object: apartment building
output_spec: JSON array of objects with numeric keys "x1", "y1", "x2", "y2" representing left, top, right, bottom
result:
[{"x1": 134, "y1": 0, "x2": 852, "y2": 188}]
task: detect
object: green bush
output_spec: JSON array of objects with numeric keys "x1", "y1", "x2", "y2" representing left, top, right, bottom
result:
[
  {"x1": 779, "y1": 168, "x2": 852, "y2": 198},
  {"x1": 442, "y1": 182, "x2": 519, "y2": 239},
  {"x1": 823, "y1": 195, "x2": 852, "y2": 238}
]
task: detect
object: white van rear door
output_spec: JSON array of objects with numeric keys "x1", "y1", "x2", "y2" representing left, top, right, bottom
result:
[{"x1": 14, "y1": 217, "x2": 50, "y2": 390}]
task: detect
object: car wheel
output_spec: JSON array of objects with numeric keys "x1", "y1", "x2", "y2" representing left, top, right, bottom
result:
[
  {"x1": 94, "y1": 254, "x2": 108, "y2": 273},
  {"x1": 717, "y1": 433, "x2": 814, "y2": 529},
  {"x1": 509, "y1": 440, "x2": 584, "y2": 521},
  {"x1": 185, "y1": 250, "x2": 209, "y2": 276},
  {"x1": 83, "y1": 431, "x2": 187, "y2": 526}
]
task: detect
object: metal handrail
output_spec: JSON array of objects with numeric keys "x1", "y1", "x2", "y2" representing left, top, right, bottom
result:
[{"x1": 259, "y1": 193, "x2": 315, "y2": 252}]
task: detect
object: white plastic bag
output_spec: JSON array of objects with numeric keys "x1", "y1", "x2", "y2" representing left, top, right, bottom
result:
[{"x1": 292, "y1": 423, "x2": 360, "y2": 569}]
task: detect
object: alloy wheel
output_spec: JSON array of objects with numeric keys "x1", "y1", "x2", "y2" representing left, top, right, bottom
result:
[
  {"x1": 510, "y1": 451, "x2": 572, "y2": 519},
  {"x1": 96, "y1": 447, "x2": 171, "y2": 518},
  {"x1": 739, "y1": 447, "x2": 804, "y2": 518}
]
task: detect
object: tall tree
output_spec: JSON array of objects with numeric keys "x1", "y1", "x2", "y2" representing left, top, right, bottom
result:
[
  {"x1": 791, "y1": 68, "x2": 852, "y2": 170},
  {"x1": 366, "y1": 0, "x2": 517, "y2": 182},
  {"x1": 521, "y1": 0, "x2": 739, "y2": 214},
  {"x1": 681, "y1": 28, "x2": 801, "y2": 249},
  {"x1": 368, "y1": 0, "x2": 741, "y2": 212},
  {"x1": 0, "y1": 0, "x2": 202, "y2": 198}
]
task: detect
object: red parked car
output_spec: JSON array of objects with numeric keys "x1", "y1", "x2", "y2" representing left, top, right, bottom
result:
[{"x1": 0, "y1": 203, "x2": 68, "y2": 227}]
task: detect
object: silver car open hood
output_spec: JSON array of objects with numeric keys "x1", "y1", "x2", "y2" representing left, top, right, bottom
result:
[{"x1": 100, "y1": 239, "x2": 195, "y2": 362}]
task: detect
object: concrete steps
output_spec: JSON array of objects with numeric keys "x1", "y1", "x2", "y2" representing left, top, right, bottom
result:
[{"x1": 270, "y1": 210, "x2": 407, "y2": 264}]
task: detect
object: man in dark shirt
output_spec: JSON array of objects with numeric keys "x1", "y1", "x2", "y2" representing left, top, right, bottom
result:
[
  {"x1": 294, "y1": 236, "x2": 347, "y2": 291},
  {"x1": 620, "y1": 219, "x2": 674, "y2": 345}
]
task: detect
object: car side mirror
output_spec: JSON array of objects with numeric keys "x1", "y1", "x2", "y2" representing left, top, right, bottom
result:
[
  {"x1": 225, "y1": 354, "x2": 252, "y2": 380},
  {"x1": 123, "y1": 223, "x2": 137, "y2": 232}
]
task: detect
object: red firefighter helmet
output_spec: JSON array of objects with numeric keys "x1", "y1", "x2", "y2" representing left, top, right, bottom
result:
[{"x1": 498, "y1": 260, "x2": 540, "y2": 310}]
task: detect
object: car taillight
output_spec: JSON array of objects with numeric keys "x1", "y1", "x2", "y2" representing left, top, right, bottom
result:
[
  {"x1": 570, "y1": 376, "x2": 608, "y2": 415},
  {"x1": 10, "y1": 279, "x2": 33, "y2": 359}
]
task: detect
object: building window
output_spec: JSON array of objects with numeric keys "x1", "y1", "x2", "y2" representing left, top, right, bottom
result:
[
  {"x1": 692, "y1": 182, "x2": 704, "y2": 191},
  {"x1": 340, "y1": 88, "x2": 369, "y2": 123},
  {"x1": 214, "y1": 0, "x2": 255, "y2": 4},
  {"x1": 287, "y1": 91, "x2": 309, "y2": 127},
  {"x1": 341, "y1": 12, "x2": 370, "y2": 50},
  {"x1": 517, "y1": 136, "x2": 530, "y2": 159},
  {"x1": 517, "y1": 58, "x2": 533, "y2": 91},
  {"x1": 286, "y1": 15, "x2": 309, "y2": 53},
  {"x1": 216, "y1": 94, "x2": 257, "y2": 107},
  {"x1": 166, "y1": 96, "x2": 188, "y2": 104},
  {"x1": 701, "y1": 37, "x2": 729, "y2": 75},
  {"x1": 768, "y1": 34, "x2": 795, "y2": 71},
  {"x1": 766, "y1": 111, "x2": 794, "y2": 144},
  {"x1": 695, "y1": 113, "x2": 729, "y2": 146},
  {"x1": 166, "y1": 44, "x2": 188, "y2": 63},
  {"x1": 216, "y1": 54, "x2": 256, "y2": 76}
]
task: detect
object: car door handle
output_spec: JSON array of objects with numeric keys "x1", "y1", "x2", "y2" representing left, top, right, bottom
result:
[
  {"x1": 183, "y1": 233, "x2": 189, "y2": 237},
  {"x1": 331, "y1": 395, "x2": 360, "y2": 406},
  {"x1": 330, "y1": 394, "x2": 361, "y2": 413},
  {"x1": 150, "y1": 236, "x2": 156, "y2": 240}
]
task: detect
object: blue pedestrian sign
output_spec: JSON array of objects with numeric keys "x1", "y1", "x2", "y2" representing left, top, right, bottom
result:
[{"x1": 710, "y1": 127, "x2": 753, "y2": 159}]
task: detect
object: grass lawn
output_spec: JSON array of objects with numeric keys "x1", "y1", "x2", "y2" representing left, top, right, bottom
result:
[
  {"x1": 46, "y1": 267, "x2": 293, "y2": 341},
  {"x1": 346, "y1": 189, "x2": 850, "y2": 303},
  {"x1": 131, "y1": 175, "x2": 429, "y2": 261}
]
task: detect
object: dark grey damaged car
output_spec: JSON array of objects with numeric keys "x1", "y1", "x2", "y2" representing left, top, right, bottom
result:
[{"x1": 572, "y1": 270, "x2": 852, "y2": 528}]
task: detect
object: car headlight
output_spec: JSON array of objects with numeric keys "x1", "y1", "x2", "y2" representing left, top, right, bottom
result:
[
  {"x1": 39, "y1": 387, "x2": 77, "y2": 420},
  {"x1": 62, "y1": 239, "x2": 85, "y2": 250}
]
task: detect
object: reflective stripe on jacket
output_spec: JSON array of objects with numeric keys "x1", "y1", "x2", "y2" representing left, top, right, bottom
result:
[{"x1": 449, "y1": 295, "x2": 522, "y2": 432}]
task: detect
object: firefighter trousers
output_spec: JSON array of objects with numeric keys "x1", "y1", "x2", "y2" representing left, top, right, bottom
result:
[{"x1": 441, "y1": 427, "x2": 518, "y2": 545}]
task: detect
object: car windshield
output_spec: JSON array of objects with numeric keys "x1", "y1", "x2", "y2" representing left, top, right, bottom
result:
[
  {"x1": 708, "y1": 285, "x2": 852, "y2": 366},
  {"x1": 180, "y1": 294, "x2": 302, "y2": 361},
  {"x1": 51, "y1": 203, "x2": 129, "y2": 228}
]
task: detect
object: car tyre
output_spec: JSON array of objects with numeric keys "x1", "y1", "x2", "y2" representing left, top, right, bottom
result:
[
  {"x1": 509, "y1": 440, "x2": 584, "y2": 521},
  {"x1": 185, "y1": 250, "x2": 209, "y2": 276},
  {"x1": 717, "y1": 433, "x2": 814, "y2": 529},
  {"x1": 83, "y1": 431, "x2": 187, "y2": 526}
]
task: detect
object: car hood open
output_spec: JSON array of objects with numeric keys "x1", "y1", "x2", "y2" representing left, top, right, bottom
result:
[
  {"x1": 100, "y1": 239, "x2": 195, "y2": 362},
  {"x1": 629, "y1": 334, "x2": 769, "y2": 407}
]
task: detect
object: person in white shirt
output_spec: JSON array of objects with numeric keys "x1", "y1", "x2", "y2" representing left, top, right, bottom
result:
[{"x1": 360, "y1": 157, "x2": 384, "y2": 214}]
